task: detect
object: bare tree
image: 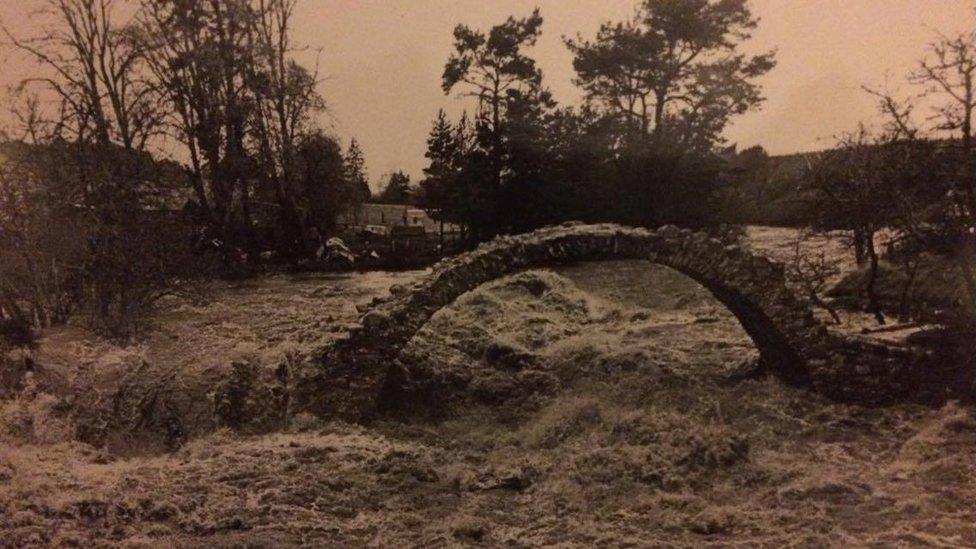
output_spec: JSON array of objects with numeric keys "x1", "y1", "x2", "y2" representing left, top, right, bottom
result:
[
  {"x1": 862, "y1": 82, "x2": 918, "y2": 141},
  {"x1": 2, "y1": 0, "x2": 159, "y2": 151},
  {"x1": 1, "y1": 1, "x2": 212, "y2": 338},
  {"x1": 912, "y1": 30, "x2": 975, "y2": 192},
  {"x1": 248, "y1": 0, "x2": 326, "y2": 260},
  {"x1": 786, "y1": 230, "x2": 842, "y2": 325},
  {"x1": 804, "y1": 125, "x2": 889, "y2": 324},
  {"x1": 0, "y1": 142, "x2": 82, "y2": 328},
  {"x1": 909, "y1": 28, "x2": 976, "y2": 321},
  {"x1": 139, "y1": 0, "x2": 330, "y2": 262},
  {"x1": 138, "y1": 0, "x2": 257, "y2": 249}
]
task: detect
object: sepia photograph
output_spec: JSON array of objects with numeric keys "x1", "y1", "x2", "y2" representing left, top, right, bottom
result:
[{"x1": 0, "y1": 0, "x2": 974, "y2": 546}]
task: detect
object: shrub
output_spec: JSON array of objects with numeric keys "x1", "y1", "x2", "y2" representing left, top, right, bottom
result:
[
  {"x1": 1, "y1": 140, "x2": 218, "y2": 341},
  {"x1": 84, "y1": 213, "x2": 217, "y2": 340},
  {"x1": 0, "y1": 317, "x2": 35, "y2": 350}
]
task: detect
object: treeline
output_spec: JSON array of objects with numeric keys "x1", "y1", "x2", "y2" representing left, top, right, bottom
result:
[
  {"x1": 1, "y1": 0, "x2": 972, "y2": 342},
  {"x1": 415, "y1": 3, "x2": 975, "y2": 330},
  {"x1": 717, "y1": 148, "x2": 818, "y2": 227},
  {"x1": 418, "y1": 1, "x2": 776, "y2": 240},
  {"x1": 0, "y1": 0, "x2": 370, "y2": 338},
  {"x1": 1, "y1": 0, "x2": 780, "y2": 339}
]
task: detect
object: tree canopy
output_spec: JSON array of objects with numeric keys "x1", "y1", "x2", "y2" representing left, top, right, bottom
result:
[{"x1": 566, "y1": 0, "x2": 775, "y2": 149}]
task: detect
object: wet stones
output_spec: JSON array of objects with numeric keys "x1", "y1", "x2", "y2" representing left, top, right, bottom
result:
[{"x1": 361, "y1": 309, "x2": 392, "y2": 332}]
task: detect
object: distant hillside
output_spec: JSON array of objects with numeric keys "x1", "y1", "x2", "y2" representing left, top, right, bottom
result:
[
  {"x1": 719, "y1": 148, "x2": 824, "y2": 227},
  {"x1": 720, "y1": 137, "x2": 963, "y2": 227}
]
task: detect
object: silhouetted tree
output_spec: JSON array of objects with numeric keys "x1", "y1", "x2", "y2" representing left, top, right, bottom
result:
[
  {"x1": 248, "y1": 0, "x2": 326, "y2": 262},
  {"x1": 295, "y1": 131, "x2": 350, "y2": 237},
  {"x1": 787, "y1": 229, "x2": 843, "y2": 324},
  {"x1": 560, "y1": 0, "x2": 775, "y2": 229},
  {"x1": 565, "y1": 0, "x2": 775, "y2": 149},
  {"x1": 140, "y1": 0, "x2": 342, "y2": 264},
  {"x1": 2, "y1": 0, "x2": 160, "y2": 150},
  {"x1": 419, "y1": 110, "x2": 459, "y2": 212},
  {"x1": 377, "y1": 171, "x2": 414, "y2": 204},
  {"x1": 912, "y1": 29, "x2": 975, "y2": 207},
  {"x1": 343, "y1": 138, "x2": 371, "y2": 203},
  {"x1": 910, "y1": 27, "x2": 976, "y2": 319},
  {"x1": 419, "y1": 111, "x2": 481, "y2": 240},
  {"x1": 501, "y1": 88, "x2": 566, "y2": 232},
  {"x1": 139, "y1": 0, "x2": 258, "y2": 249},
  {"x1": 442, "y1": 8, "x2": 551, "y2": 237},
  {"x1": 804, "y1": 125, "x2": 893, "y2": 324},
  {"x1": 2, "y1": 0, "x2": 208, "y2": 338}
]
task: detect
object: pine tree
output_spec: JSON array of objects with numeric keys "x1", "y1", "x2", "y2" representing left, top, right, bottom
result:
[
  {"x1": 441, "y1": 9, "x2": 548, "y2": 237},
  {"x1": 423, "y1": 110, "x2": 455, "y2": 183},
  {"x1": 378, "y1": 171, "x2": 413, "y2": 204},
  {"x1": 343, "y1": 138, "x2": 371, "y2": 202},
  {"x1": 419, "y1": 111, "x2": 466, "y2": 222}
]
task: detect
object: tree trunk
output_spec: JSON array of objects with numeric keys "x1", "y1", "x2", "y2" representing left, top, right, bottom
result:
[
  {"x1": 864, "y1": 231, "x2": 886, "y2": 325},
  {"x1": 853, "y1": 227, "x2": 868, "y2": 266},
  {"x1": 490, "y1": 84, "x2": 504, "y2": 236},
  {"x1": 808, "y1": 288, "x2": 842, "y2": 324},
  {"x1": 648, "y1": 88, "x2": 668, "y2": 145},
  {"x1": 957, "y1": 239, "x2": 976, "y2": 323},
  {"x1": 185, "y1": 144, "x2": 214, "y2": 225},
  {"x1": 271, "y1": 176, "x2": 308, "y2": 263},
  {"x1": 962, "y1": 85, "x2": 974, "y2": 218},
  {"x1": 241, "y1": 178, "x2": 259, "y2": 262},
  {"x1": 897, "y1": 257, "x2": 919, "y2": 321}
]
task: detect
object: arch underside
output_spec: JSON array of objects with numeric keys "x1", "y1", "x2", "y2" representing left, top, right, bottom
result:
[{"x1": 305, "y1": 223, "x2": 917, "y2": 420}]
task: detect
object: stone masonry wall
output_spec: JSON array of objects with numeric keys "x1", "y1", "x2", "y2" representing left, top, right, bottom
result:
[{"x1": 297, "y1": 223, "x2": 929, "y2": 421}]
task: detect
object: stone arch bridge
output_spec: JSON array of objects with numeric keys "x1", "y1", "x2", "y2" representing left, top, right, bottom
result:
[{"x1": 299, "y1": 223, "x2": 927, "y2": 420}]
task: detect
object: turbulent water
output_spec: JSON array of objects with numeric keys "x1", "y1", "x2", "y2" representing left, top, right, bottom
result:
[{"x1": 1, "y1": 261, "x2": 974, "y2": 547}]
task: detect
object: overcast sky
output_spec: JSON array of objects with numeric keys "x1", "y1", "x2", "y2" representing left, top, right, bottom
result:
[{"x1": 1, "y1": 0, "x2": 974, "y2": 186}]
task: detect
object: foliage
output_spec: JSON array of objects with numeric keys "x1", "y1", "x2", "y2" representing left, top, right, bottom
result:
[
  {"x1": 907, "y1": 27, "x2": 976, "y2": 323},
  {"x1": 0, "y1": 316, "x2": 35, "y2": 350},
  {"x1": 294, "y1": 131, "x2": 359, "y2": 238},
  {"x1": 139, "y1": 0, "x2": 261, "y2": 252},
  {"x1": 425, "y1": 2, "x2": 774, "y2": 240},
  {"x1": 343, "y1": 139, "x2": 372, "y2": 204},
  {"x1": 565, "y1": 0, "x2": 775, "y2": 149},
  {"x1": 0, "y1": 138, "x2": 216, "y2": 339},
  {"x1": 442, "y1": 8, "x2": 546, "y2": 116},
  {"x1": 797, "y1": 19, "x2": 975, "y2": 326},
  {"x1": 0, "y1": 142, "x2": 85, "y2": 328},
  {"x1": 715, "y1": 147, "x2": 820, "y2": 227},
  {"x1": 376, "y1": 171, "x2": 414, "y2": 204},
  {"x1": 438, "y1": 9, "x2": 555, "y2": 239}
]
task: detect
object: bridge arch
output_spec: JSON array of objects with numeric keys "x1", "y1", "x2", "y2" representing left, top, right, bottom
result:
[{"x1": 301, "y1": 223, "x2": 872, "y2": 419}]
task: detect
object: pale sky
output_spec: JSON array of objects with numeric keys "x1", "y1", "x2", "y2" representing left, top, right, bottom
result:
[{"x1": 1, "y1": 0, "x2": 974, "y2": 185}]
